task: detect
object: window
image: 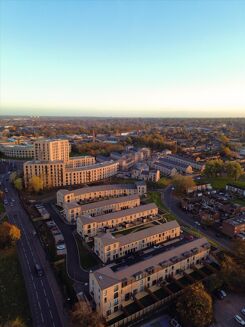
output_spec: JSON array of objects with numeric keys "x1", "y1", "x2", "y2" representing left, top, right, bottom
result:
[
  {"x1": 114, "y1": 285, "x2": 119, "y2": 292},
  {"x1": 104, "y1": 297, "x2": 107, "y2": 303}
]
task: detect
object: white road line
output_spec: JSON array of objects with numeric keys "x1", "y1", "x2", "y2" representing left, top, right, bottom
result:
[
  {"x1": 38, "y1": 301, "x2": 41, "y2": 310},
  {"x1": 49, "y1": 310, "x2": 54, "y2": 320},
  {"x1": 46, "y1": 298, "x2": 50, "y2": 308},
  {"x1": 40, "y1": 312, "x2": 45, "y2": 323}
]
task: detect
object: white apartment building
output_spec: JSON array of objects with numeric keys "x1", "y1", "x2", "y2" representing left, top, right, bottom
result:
[
  {"x1": 89, "y1": 237, "x2": 210, "y2": 318},
  {"x1": 0, "y1": 143, "x2": 34, "y2": 158},
  {"x1": 77, "y1": 203, "x2": 158, "y2": 238},
  {"x1": 63, "y1": 194, "x2": 140, "y2": 223},
  {"x1": 56, "y1": 182, "x2": 147, "y2": 207},
  {"x1": 94, "y1": 221, "x2": 181, "y2": 263}
]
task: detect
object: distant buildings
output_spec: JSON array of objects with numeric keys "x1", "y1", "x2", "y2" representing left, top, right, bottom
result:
[
  {"x1": 23, "y1": 139, "x2": 119, "y2": 188},
  {"x1": 110, "y1": 147, "x2": 151, "y2": 171}
]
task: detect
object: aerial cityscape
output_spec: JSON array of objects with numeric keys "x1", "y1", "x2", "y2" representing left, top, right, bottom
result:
[{"x1": 0, "y1": 1, "x2": 245, "y2": 327}]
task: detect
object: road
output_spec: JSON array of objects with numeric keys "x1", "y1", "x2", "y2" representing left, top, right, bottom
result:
[
  {"x1": 162, "y1": 185, "x2": 233, "y2": 252},
  {"x1": 1, "y1": 161, "x2": 67, "y2": 327}
]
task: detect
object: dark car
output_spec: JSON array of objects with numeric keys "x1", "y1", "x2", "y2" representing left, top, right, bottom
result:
[{"x1": 34, "y1": 263, "x2": 44, "y2": 277}]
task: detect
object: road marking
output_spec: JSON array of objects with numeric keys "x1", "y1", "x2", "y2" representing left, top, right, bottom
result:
[
  {"x1": 40, "y1": 312, "x2": 45, "y2": 323},
  {"x1": 38, "y1": 300, "x2": 41, "y2": 310},
  {"x1": 46, "y1": 298, "x2": 50, "y2": 308}
]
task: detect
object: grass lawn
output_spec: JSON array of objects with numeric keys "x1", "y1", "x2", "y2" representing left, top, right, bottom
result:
[
  {"x1": 148, "y1": 191, "x2": 165, "y2": 209},
  {"x1": 197, "y1": 176, "x2": 245, "y2": 190},
  {"x1": 74, "y1": 234, "x2": 99, "y2": 269},
  {"x1": 0, "y1": 247, "x2": 31, "y2": 326},
  {"x1": 233, "y1": 198, "x2": 245, "y2": 206}
]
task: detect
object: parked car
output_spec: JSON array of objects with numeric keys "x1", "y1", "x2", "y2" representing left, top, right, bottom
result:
[
  {"x1": 56, "y1": 244, "x2": 66, "y2": 250},
  {"x1": 241, "y1": 308, "x2": 245, "y2": 316},
  {"x1": 214, "y1": 289, "x2": 226, "y2": 300},
  {"x1": 234, "y1": 315, "x2": 245, "y2": 325}
]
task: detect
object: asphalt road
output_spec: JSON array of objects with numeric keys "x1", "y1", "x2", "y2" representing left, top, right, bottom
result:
[
  {"x1": 162, "y1": 185, "x2": 233, "y2": 252},
  {"x1": 1, "y1": 162, "x2": 67, "y2": 327}
]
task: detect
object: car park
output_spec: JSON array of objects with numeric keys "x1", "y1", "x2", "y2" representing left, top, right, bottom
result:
[{"x1": 234, "y1": 315, "x2": 245, "y2": 325}]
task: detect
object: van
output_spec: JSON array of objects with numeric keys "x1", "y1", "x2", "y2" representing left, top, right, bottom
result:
[{"x1": 34, "y1": 263, "x2": 44, "y2": 277}]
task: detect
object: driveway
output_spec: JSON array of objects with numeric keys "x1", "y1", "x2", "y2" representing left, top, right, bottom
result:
[{"x1": 214, "y1": 293, "x2": 245, "y2": 327}]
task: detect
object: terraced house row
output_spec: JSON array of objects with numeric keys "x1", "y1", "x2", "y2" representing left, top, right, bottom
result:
[
  {"x1": 77, "y1": 203, "x2": 158, "y2": 238},
  {"x1": 94, "y1": 221, "x2": 181, "y2": 263},
  {"x1": 56, "y1": 182, "x2": 147, "y2": 207},
  {"x1": 23, "y1": 139, "x2": 119, "y2": 188},
  {"x1": 89, "y1": 237, "x2": 210, "y2": 319},
  {"x1": 62, "y1": 194, "x2": 141, "y2": 223}
]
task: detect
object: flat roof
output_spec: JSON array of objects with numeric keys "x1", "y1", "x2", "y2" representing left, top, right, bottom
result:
[
  {"x1": 95, "y1": 221, "x2": 180, "y2": 246},
  {"x1": 92, "y1": 237, "x2": 209, "y2": 289},
  {"x1": 79, "y1": 203, "x2": 158, "y2": 225},
  {"x1": 65, "y1": 160, "x2": 118, "y2": 172}
]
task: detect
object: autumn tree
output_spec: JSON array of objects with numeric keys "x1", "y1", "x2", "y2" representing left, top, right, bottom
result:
[
  {"x1": 220, "y1": 254, "x2": 245, "y2": 293},
  {"x1": 0, "y1": 221, "x2": 21, "y2": 249},
  {"x1": 224, "y1": 161, "x2": 243, "y2": 180},
  {"x1": 29, "y1": 175, "x2": 43, "y2": 193},
  {"x1": 71, "y1": 300, "x2": 105, "y2": 327},
  {"x1": 176, "y1": 282, "x2": 213, "y2": 327},
  {"x1": 14, "y1": 178, "x2": 23, "y2": 191},
  {"x1": 3, "y1": 318, "x2": 26, "y2": 327},
  {"x1": 172, "y1": 174, "x2": 195, "y2": 194},
  {"x1": 204, "y1": 159, "x2": 224, "y2": 177}
]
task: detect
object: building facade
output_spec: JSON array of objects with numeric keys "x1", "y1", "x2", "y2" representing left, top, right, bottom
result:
[
  {"x1": 56, "y1": 182, "x2": 147, "y2": 207},
  {"x1": 0, "y1": 143, "x2": 34, "y2": 158},
  {"x1": 23, "y1": 139, "x2": 119, "y2": 188},
  {"x1": 63, "y1": 194, "x2": 140, "y2": 223},
  {"x1": 77, "y1": 203, "x2": 158, "y2": 238},
  {"x1": 94, "y1": 221, "x2": 181, "y2": 263},
  {"x1": 89, "y1": 238, "x2": 210, "y2": 318}
]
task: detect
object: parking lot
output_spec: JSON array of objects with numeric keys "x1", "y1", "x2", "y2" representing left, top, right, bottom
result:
[{"x1": 214, "y1": 293, "x2": 245, "y2": 327}]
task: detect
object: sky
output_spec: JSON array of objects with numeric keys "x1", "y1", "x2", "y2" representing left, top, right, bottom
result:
[{"x1": 0, "y1": 0, "x2": 245, "y2": 117}]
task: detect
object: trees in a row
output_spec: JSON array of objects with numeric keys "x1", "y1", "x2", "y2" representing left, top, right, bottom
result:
[{"x1": 204, "y1": 159, "x2": 243, "y2": 180}]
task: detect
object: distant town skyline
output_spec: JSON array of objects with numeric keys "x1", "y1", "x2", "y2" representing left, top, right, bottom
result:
[{"x1": 1, "y1": 0, "x2": 245, "y2": 117}]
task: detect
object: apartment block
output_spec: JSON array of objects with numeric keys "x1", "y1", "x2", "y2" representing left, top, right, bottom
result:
[
  {"x1": 0, "y1": 143, "x2": 34, "y2": 158},
  {"x1": 89, "y1": 238, "x2": 210, "y2": 318},
  {"x1": 63, "y1": 194, "x2": 140, "y2": 223},
  {"x1": 57, "y1": 182, "x2": 147, "y2": 207},
  {"x1": 23, "y1": 139, "x2": 119, "y2": 188},
  {"x1": 77, "y1": 203, "x2": 158, "y2": 238},
  {"x1": 152, "y1": 161, "x2": 177, "y2": 177},
  {"x1": 94, "y1": 221, "x2": 181, "y2": 263}
]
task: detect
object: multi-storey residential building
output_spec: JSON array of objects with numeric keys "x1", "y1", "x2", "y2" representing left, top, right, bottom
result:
[
  {"x1": 0, "y1": 143, "x2": 34, "y2": 158},
  {"x1": 23, "y1": 139, "x2": 119, "y2": 188},
  {"x1": 63, "y1": 194, "x2": 140, "y2": 223},
  {"x1": 110, "y1": 147, "x2": 151, "y2": 170},
  {"x1": 57, "y1": 182, "x2": 147, "y2": 207},
  {"x1": 94, "y1": 221, "x2": 181, "y2": 263},
  {"x1": 131, "y1": 168, "x2": 160, "y2": 182},
  {"x1": 89, "y1": 238, "x2": 210, "y2": 318},
  {"x1": 77, "y1": 203, "x2": 158, "y2": 238}
]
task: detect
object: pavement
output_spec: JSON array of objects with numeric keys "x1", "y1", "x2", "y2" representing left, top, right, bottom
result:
[
  {"x1": 162, "y1": 185, "x2": 233, "y2": 252},
  {"x1": 1, "y1": 161, "x2": 68, "y2": 327},
  {"x1": 213, "y1": 293, "x2": 245, "y2": 327}
]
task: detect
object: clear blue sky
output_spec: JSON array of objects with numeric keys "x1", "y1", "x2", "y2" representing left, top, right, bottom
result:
[{"x1": 1, "y1": 0, "x2": 245, "y2": 117}]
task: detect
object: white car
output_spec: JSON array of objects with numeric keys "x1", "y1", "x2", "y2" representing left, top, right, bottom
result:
[
  {"x1": 241, "y1": 308, "x2": 245, "y2": 316},
  {"x1": 234, "y1": 315, "x2": 245, "y2": 325},
  {"x1": 195, "y1": 221, "x2": 201, "y2": 226},
  {"x1": 56, "y1": 244, "x2": 66, "y2": 250}
]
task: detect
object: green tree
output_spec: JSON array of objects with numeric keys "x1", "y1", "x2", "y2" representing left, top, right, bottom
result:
[
  {"x1": 176, "y1": 282, "x2": 213, "y2": 327},
  {"x1": 220, "y1": 254, "x2": 245, "y2": 293},
  {"x1": 204, "y1": 159, "x2": 224, "y2": 177},
  {"x1": 29, "y1": 175, "x2": 44, "y2": 192},
  {"x1": 224, "y1": 161, "x2": 243, "y2": 180},
  {"x1": 172, "y1": 174, "x2": 195, "y2": 194}
]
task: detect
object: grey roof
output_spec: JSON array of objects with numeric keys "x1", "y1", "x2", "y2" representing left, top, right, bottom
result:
[
  {"x1": 57, "y1": 183, "x2": 138, "y2": 197},
  {"x1": 76, "y1": 194, "x2": 139, "y2": 211},
  {"x1": 95, "y1": 221, "x2": 180, "y2": 247},
  {"x1": 79, "y1": 203, "x2": 158, "y2": 225},
  {"x1": 65, "y1": 160, "x2": 118, "y2": 172},
  {"x1": 92, "y1": 237, "x2": 209, "y2": 289}
]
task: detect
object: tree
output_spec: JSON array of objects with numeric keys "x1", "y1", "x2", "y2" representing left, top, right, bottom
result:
[
  {"x1": 233, "y1": 239, "x2": 245, "y2": 268},
  {"x1": 172, "y1": 174, "x2": 195, "y2": 194},
  {"x1": 204, "y1": 159, "x2": 224, "y2": 177},
  {"x1": 10, "y1": 171, "x2": 17, "y2": 183},
  {"x1": 3, "y1": 318, "x2": 26, "y2": 327},
  {"x1": 176, "y1": 282, "x2": 213, "y2": 327},
  {"x1": 29, "y1": 175, "x2": 43, "y2": 192},
  {"x1": 14, "y1": 178, "x2": 23, "y2": 191},
  {"x1": 71, "y1": 300, "x2": 105, "y2": 327},
  {"x1": 0, "y1": 221, "x2": 21, "y2": 249},
  {"x1": 222, "y1": 146, "x2": 232, "y2": 158},
  {"x1": 224, "y1": 161, "x2": 243, "y2": 180},
  {"x1": 220, "y1": 254, "x2": 245, "y2": 293}
]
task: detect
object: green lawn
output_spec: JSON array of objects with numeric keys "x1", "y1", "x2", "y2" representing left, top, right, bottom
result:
[
  {"x1": 233, "y1": 198, "x2": 245, "y2": 206},
  {"x1": 0, "y1": 247, "x2": 31, "y2": 326},
  {"x1": 75, "y1": 235, "x2": 99, "y2": 269},
  {"x1": 197, "y1": 176, "x2": 245, "y2": 190},
  {"x1": 148, "y1": 191, "x2": 165, "y2": 209}
]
